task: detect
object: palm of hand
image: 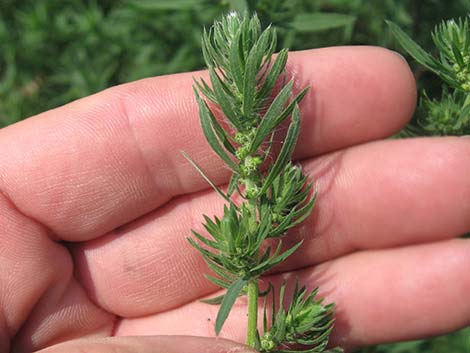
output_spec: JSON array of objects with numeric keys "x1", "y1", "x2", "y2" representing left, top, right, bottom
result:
[{"x1": 1, "y1": 47, "x2": 468, "y2": 353}]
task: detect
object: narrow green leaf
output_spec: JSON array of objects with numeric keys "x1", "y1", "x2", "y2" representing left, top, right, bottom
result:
[
  {"x1": 451, "y1": 41, "x2": 465, "y2": 67},
  {"x1": 250, "y1": 80, "x2": 293, "y2": 151},
  {"x1": 274, "y1": 296, "x2": 287, "y2": 344},
  {"x1": 243, "y1": 29, "x2": 271, "y2": 117},
  {"x1": 205, "y1": 258, "x2": 236, "y2": 282},
  {"x1": 251, "y1": 85, "x2": 308, "y2": 154},
  {"x1": 271, "y1": 281, "x2": 277, "y2": 326},
  {"x1": 209, "y1": 67, "x2": 242, "y2": 130},
  {"x1": 202, "y1": 29, "x2": 217, "y2": 68},
  {"x1": 269, "y1": 210, "x2": 296, "y2": 238},
  {"x1": 248, "y1": 15, "x2": 261, "y2": 52},
  {"x1": 195, "y1": 90, "x2": 238, "y2": 170},
  {"x1": 300, "y1": 324, "x2": 333, "y2": 344},
  {"x1": 258, "y1": 104, "x2": 301, "y2": 196},
  {"x1": 250, "y1": 241, "x2": 283, "y2": 274},
  {"x1": 202, "y1": 215, "x2": 222, "y2": 241},
  {"x1": 276, "y1": 343, "x2": 326, "y2": 353},
  {"x1": 263, "y1": 240, "x2": 303, "y2": 273},
  {"x1": 201, "y1": 294, "x2": 225, "y2": 305},
  {"x1": 279, "y1": 280, "x2": 287, "y2": 306},
  {"x1": 273, "y1": 87, "x2": 308, "y2": 128},
  {"x1": 261, "y1": 28, "x2": 277, "y2": 69},
  {"x1": 215, "y1": 278, "x2": 247, "y2": 335},
  {"x1": 182, "y1": 151, "x2": 231, "y2": 202},
  {"x1": 289, "y1": 193, "x2": 317, "y2": 228},
  {"x1": 191, "y1": 230, "x2": 220, "y2": 249},
  {"x1": 227, "y1": 173, "x2": 239, "y2": 197},
  {"x1": 205, "y1": 110, "x2": 237, "y2": 155},
  {"x1": 195, "y1": 93, "x2": 235, "y2": 154},
  {"x1": 386, "y1": 21, "x2": 442, "y2": 73},
  {"x1": 242, "y1": 59, "x2": 258, "y2": 117},
  {"x1": 263, "y1": 294, "x2": 268, "y2": 332},
  {"x1": 257, "y1": 49, "x2": 288, "y2": 101},
  {"x1": 193, "y1": 77, "x2": 216, "y2": 103},
  {"x1": 187, "y1": 237, "x2": 221, "y2": 265},
  {"x1": 256, "y1": 208, "x2": 273, "y2": 238},
  {"x1": 261, "y1": 130, "x2": 276, "y2": 164},
  {"x1": 257, "y1": 246, "x2": 272, "y2": 266},
  {"x1": 229, "y1": 30, "x2": 244, "y2": 92},
  {"x1": 257, "y1": 34, "x2": 277, "y2": 88},
  {"x1": 205, "y1": 274, "x2": 231, "y2": 289}
]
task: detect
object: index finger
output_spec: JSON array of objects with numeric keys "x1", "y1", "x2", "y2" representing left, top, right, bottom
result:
[{"x1": 0, "y1": 46, "x2": 416, "y2": 241}]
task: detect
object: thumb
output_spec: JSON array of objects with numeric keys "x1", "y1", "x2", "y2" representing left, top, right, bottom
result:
[{"x1": 35, "y1": 335, "x2": 257, "y2": 353}]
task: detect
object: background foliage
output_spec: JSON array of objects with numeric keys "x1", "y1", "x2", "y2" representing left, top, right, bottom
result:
[{"x1": 0, "y1": 0, "x2": 468, "y2": 352}]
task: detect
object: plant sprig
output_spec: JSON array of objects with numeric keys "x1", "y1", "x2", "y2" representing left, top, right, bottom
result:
[
  {"x1": 185, "y1": 11, "x2": 341, "y2": 353},
  {"x1": 260, "y1": 281, "x2": 337, "y2": 353},
  {"x1": 387, "y1": 16, "x2": 470, "y2": 136}
]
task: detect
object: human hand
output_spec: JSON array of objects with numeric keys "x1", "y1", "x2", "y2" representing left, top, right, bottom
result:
[{"x1": 1, "y1": 47, "x2": 468, "y2": 353}]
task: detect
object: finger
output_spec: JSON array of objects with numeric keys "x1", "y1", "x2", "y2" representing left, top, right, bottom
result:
[
  {"x1": 0, "y1": 193, "x2": 114, "y2": 353},
  {"x1": 73, "y1": 137, "x2": 470, "y2": 317},
  {"x1": 37, "y1": 336, "x2": 255, "y2": 353},
  {"x1": 115, "y1": 239, "x2": 470, "y2": 352},
  {"x1": 0, "y1": 46, "x2": 416, "y2": 241},
  {"x1": 281, "y1": 136, "x2": 470, "y2": 267}
]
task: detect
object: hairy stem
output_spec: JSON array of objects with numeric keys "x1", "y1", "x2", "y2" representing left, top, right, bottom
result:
[
  {"x1": 245, "y1": 171, "x2": 260, "y2": 348},
  {"x1": 246, "y1": 280, "x2": 259, "y2": 348}
]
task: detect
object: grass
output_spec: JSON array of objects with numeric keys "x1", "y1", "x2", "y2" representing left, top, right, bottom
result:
[{"x1": 2, "y1": 0, "x2": 467, "y2": 127}]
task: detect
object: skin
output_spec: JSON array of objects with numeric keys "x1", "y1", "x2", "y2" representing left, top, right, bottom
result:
[{"x1": 0, "y1": 46, "x2": 469, "y2": 353}]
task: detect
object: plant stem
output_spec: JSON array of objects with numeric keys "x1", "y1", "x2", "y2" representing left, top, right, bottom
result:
[
  {"x1": 244, "y1": 165, "x2": 260, "y2": 348},
  {"x1": 246, "y1": 280, "x2": 259, "y2": 348}
]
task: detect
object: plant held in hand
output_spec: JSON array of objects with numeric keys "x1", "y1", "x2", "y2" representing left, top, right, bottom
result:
[{"x1": 185, "y1": 12, "x2": 342, "y2": 353}]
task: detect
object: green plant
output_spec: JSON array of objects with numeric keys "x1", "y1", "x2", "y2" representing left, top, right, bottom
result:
[
  {"x1": 388, "y1": 16, "x2": 470, "y2": 136},
  {"x1": 186, "y1": 12, "x2": 341, "y2": 353},
  {"x1": 1, "y1": 1, "x2": 467, "y2": 351}
]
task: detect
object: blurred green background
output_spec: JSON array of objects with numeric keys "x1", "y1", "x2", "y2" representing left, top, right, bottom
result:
[
  {"x1": 1, "y1": 0, "x2": 469, "y2": 127},
  {"x1": 0, "y1": 0, "x2": 469, "y2": 351}
]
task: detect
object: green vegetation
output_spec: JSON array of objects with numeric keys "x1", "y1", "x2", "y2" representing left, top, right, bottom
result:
[
  {"x1": 188, "y1": 12, "x2": 339, "y2": 352},
  {"x1": 1, "y1": 0, "x2": 467, "y2": 127},
  {"x1": 388, "y1": 15, "x2": 470, "y2": 136},
  {"x1": 1, "y1": 1, "x2": 468, "y2": 352}
]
